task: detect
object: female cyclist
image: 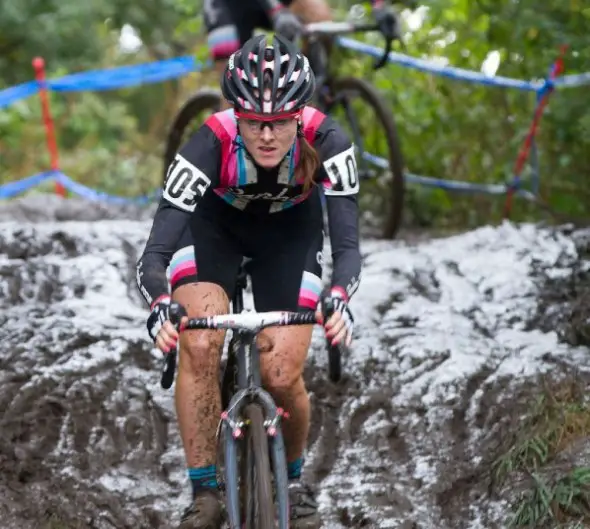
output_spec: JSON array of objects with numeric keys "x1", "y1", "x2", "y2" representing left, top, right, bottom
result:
[{"x1": 136, "y1": 34, "x2": 361, "y2": 529}]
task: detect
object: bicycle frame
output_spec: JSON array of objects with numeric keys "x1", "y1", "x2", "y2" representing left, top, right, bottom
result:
[
  {"x1": 302, "y1": 21, "x2": 393, "y2": 71},
  {"x1": 222, "y1": 266, "x2": 292, "y2": 528},
  {"x1": 301, "y1": 21, "x2": 393, "y2": 180},
  {"x1": 302, "y1": 20, "x2": 391, "y2": 97}
]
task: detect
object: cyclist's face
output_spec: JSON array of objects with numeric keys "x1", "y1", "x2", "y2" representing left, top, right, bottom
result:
[{"x1": 237, "y1": 111, "x2": 299, "y2": 169}]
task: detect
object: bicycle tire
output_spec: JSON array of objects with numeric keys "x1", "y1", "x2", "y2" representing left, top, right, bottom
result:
[
  {"x1": 162, "y1": 89, "x2": 221, "y2": 186},
  {"x1": 221, "y1": 338, "x2": 239, "y2": 411},
  {"x1": 242, "y1": 403, "x2": 275, "y2": 529},
  {"x1": 328, "y1": 76, "x2": 406, "y2": 239}
]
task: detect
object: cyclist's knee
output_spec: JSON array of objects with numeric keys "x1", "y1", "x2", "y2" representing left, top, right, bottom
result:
[
  {"x1": 180, "y1": 331, "x2": 223, "y2": 373},
  {"x1": 260, "y1": 343, "x2": 308, "y2": 395},
  {"x1": 290, "y1": 0, "x2": 331, "y2": 23},
  {"x1": 265, "y1": 366, "x2": 305, "y2": 397},
  {"x1": 172, "y1": 283, "x2": 229, "y2": 373}
]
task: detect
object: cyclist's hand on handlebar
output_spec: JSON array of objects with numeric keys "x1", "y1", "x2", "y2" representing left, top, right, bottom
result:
[
  {"x1": 316, "y1": 291, "x2": 355, "y2": 347},
  {"x1": 271, "y1": 8, "x2": 304, "y2": 41},
  {"x1": 147, "y1": 296, "x2": 188, "y2": 354},
  {"x1": 372, "y1": 4, "x2": 401, "y2": 41}
]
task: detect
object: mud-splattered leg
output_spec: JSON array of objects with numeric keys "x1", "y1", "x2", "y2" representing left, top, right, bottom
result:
[
  {"x1": 258, "y1": 325, "x2": 314, "y2": 462},
  {"x1": 173, "y1": 283, "x2": 229, "y2": 468}
]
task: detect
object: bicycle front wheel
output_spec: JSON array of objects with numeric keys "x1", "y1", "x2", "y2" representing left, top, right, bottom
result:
[
  {"x1": 327, "y1": 76, "x2": 405, "y2": 239},
  {"x1": 162, "y1": 89, "x2": 221, "y2": 186},
  {"x1": 242, "y1": 403, "x2": 275, "y2": 529}
]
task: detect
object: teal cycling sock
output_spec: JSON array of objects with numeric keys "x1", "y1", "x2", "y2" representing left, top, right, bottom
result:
[
  {"x1": 188, "y1": 465, "x2": 217, "y2": 498},
  {"x1": 287, "y1": 457, "x2": 304, "y2": 480}
]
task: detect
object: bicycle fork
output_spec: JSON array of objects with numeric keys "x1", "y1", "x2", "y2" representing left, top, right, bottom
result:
[{"x1": 220, "y1": 347, "x2": 291, "y2": 528}]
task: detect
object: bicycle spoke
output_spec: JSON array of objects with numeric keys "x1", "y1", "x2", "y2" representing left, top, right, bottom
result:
[
  {"x1": 326, "y1": 77, "x2": 406, "y2": 238},
  {"x1": 337, "y1": 93, "x2": 375, "y2": 180}
]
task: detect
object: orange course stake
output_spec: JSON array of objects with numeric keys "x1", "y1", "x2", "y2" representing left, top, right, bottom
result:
[{"x1": 32, "y1": 57, "x2": 65, "y2": 197}]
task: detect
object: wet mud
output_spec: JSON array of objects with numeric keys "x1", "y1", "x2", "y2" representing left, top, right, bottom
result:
[{"x1": 1, "y1": 199, "x2": 589, "y2": 529}]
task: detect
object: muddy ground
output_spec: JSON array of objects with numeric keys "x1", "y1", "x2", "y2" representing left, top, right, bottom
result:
[{"x1": 0, "y1": 196, "x2": 589, "y2": 529}]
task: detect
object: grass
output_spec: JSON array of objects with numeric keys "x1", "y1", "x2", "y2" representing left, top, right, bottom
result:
[
  {"x1": 491, "y1": 374, "x2": 590, "y2": 528},
  {"x1": 493, "y1": 376, "x2": 590, "y2": 481},
  {"x1": 510, "y1": 469, "x2": 590, "y2": 527}
]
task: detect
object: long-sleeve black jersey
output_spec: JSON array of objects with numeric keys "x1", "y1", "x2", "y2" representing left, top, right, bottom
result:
[{"x1": 136, "y1": 107, "x2": 361, "y2": 309}]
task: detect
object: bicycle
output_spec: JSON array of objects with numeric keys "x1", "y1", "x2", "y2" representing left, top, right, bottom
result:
[
  {"x1": 160, "y1": 260, "x2": 345, "y2": 528},
  {"x1": 162, "y1": 20, "x2": 406, "y2": 239}
]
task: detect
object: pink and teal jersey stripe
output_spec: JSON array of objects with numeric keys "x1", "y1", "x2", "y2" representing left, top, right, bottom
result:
[
  {"x1": 169, "y1": 245, "x2": 197, "y2": 288},
  {"x1": 207, "y1": 26, "x2": 240, "y2": 60},
  {"x1": 298, "y1": 271, "x2": 323, "y2": 309}
]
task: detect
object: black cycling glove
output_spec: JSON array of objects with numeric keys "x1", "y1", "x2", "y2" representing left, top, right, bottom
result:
[
  {"x1": 319, "y1": 289, "x2": 355, "y2": 346},
  {"x1": 373, "y1": 4, "x2": 401, "y2": 41},
  {"x1": 147, "y1": 295, "x2": 171, "y2": 342}
]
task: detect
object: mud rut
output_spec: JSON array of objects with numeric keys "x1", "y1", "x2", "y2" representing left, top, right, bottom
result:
[{"x1": 0, "y1": 199, "x2": 589, "y2": 529}]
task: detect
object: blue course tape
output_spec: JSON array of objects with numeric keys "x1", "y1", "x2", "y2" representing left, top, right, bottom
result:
[
  {"x1": 0, "y1": 170, "x2": 161, "y2": 204},
  {"x1": 337, "y1": 37, "x2": 542, "y2": 92},
  {"x1": 0, "y1": 81, "x2": 39, "y2": 110},
  {"x1": 2, "y1": 38, "x2": 588, "y2": 201},
  {"x1": 0, "y1": 171, "x2": 56, "y2": 198},
  {"x1": 54, "y1": 173, "x2": 161, "y2": 204},
  {"x1": 2, "y1": 167, "x2": 533, "y2": 202},
  {"x1": 553, "y1": 71, "x2": 590, "y2": 89},
  {"x1": 1, "y1": 41, "x2": 589, "y2": 110},
  {"x1": 47, "y1": 56, "x2": 204, "y2": 93},
  {"x1": 405, "y1": 172, "x2": 536, "y2": 201},
  {"x1": 361, "y1": 152, "x2": 535, "y2": 197}
]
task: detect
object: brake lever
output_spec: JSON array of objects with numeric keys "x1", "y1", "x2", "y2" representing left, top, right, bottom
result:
[
  {"x1": 160, "y1": 302, "x2": 188, "y2": 390},
  {"x1": 321, "y1": 294, "x2": 336, "y2": 323},
  {"x1": 169, "y1": 301, "x2": 188, "y2": 329}
]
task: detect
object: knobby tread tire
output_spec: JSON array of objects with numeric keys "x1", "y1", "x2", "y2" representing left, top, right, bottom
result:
[{"x1": 242, "y1": 403, "x2": 274, "y2": 529}]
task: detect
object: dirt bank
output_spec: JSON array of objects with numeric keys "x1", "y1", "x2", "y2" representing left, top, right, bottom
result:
[{"x1": 1, "y1": 200, "x2": 589, "y2": 528}]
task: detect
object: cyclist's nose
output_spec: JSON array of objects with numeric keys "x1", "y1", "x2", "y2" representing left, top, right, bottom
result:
[{"x1": 259, "y1": 125, "x2": 274, "y2": 142}]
